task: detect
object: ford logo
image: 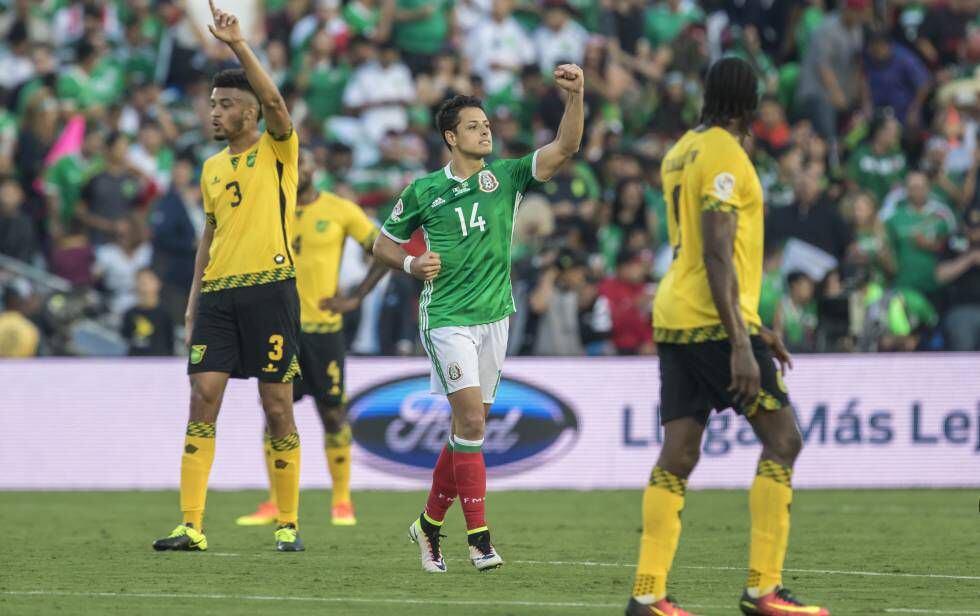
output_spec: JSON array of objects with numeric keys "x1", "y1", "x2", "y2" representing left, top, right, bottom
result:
[{"x1": 348, "y1": 374, "x2": 578, "y2": 477}]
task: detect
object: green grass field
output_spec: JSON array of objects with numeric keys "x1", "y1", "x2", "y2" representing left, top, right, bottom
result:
[{"x1": 1, "y1": 489, "x2": 976, "y2": 615}]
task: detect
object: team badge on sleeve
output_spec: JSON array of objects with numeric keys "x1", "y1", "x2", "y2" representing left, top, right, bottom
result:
[
  {"x1": 712, "y1": 172, "x2": 736, "y2": 201},
  {"x1": 478, "y1": 170, "x2": 499, "y2": 193},
  {"x1": 391, "y1": 198, "x2": 404, "y2": 221}
]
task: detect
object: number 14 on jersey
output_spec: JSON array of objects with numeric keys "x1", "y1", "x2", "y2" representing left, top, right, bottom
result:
[{"x1": 455, "y1": 202, "x2": 486, "y2": 237}]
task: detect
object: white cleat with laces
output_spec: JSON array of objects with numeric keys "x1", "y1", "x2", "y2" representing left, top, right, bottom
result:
[{"x1": 408, "y1": 517, "x2": 447, "y2": 573}]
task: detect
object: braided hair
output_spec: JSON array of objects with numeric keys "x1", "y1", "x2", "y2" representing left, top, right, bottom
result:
[{"x1": 699, "y1": 57, "x2": 759, "y2": 133}]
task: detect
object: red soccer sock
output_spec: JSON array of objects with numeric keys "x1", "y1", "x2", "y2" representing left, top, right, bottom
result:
[
  {"x1": 452, "y1": 436, "x2": 487, "y2": 532},
  {"x1": 423, "y1": 440, "x2": 457, "y2": 525}
]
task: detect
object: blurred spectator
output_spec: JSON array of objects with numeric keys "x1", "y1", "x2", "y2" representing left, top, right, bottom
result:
[
  {"x1": 127, "y1": 120, "x2": 174, "y2": 189},
  {"x1": 854, "y1": 281, "x2": 938, "y2": 352},
  {"x1": 847, "y1": 113, "x2": 906, "y2": 206},
  {"x1": 644, "y1": 0, "x2": 703, "y2": 49},
  {"x1": 935, "y1": 203, "x2": 980, "y2": 350},
  {"x1": 94, "y1": 215, "x2": 152, "y2": 317},
  {"x1": 121, "y1": 268, "x2": 174, "y2": 356},
  {"x1": 915, "y1": 0, "x2": 977, "y2": 70},
  {"x1": 752, "y1": 95, "x2": 791, "y2": 155},
  {"x1": 533, "y1": 1, "x2": 588, "y2": 74},
  {"x1": 863, "y1": 30, "x2": 931, "y2": 128},
  {"x1": 392, "y1": 0, "x2": 454, "y2": 75},
  {"x1": 774, "y1": 271, "x2": 819, "y2": 353},
  {"x1": 762, "y1": 145, "x2": 801, "y2": 210},
  {"x1": 295, "y1": 29, "x2": 352, "y2": 126},
  {"x1": 0, "y1": 21, "x2": 35, "y2": 93},
  {"x1": 796, "y1": 0, "x2": 870, "y2": 140},
  {"x1": 149, "y1": 156, "x2": 202, "y2": 324},
  {"x1": 15, "y1": 89, "x2": 58, "y2": 217},
  {"x1": 883, "y1": 171, "x2": 957, "y2": 297},
  {"x1": 76, "y1": 132, "x2": 148, "y2": 245},
  {"x1": 0, "y1": 176, "x2": 36, "y2": 263},
  {"x1": 0, "y1": 283, "x2": 40, "y2": 357},
  {"x1": 767, "y1": 168, "x2": 852, "y2": 260},
  {"x1": 758, "y1": 244, "x2": 784, "y2": 327},
  {"x1": 596, "y1": 249, "x2": 654, "y2": 355},
  {"x1": 44, "y1": 127, "x2": 105, "y2": 235},
  {"x1": 530, "y1": 248, "x2": 589, "y2": 355},
  {"x1": 49, "y1": 218, "x2": 95, "y2": 288},
  {"x1": 464, "y1": 0, "x2": 534, "y2": 96},
  {"x1": 342, "y1": 40, "x2": 414, "y2": 145},
  {"x1": 842, "y1": 191, "x2": 896, "y2": 282}
]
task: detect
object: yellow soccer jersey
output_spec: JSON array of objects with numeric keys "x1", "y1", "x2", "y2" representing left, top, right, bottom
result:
[
  {"x1": 653, "y1": 127, "x2": 764, "y2": 343},
  {"x1": 293, "y1": 192, "x2": 379, "y2": 332},
  {"x1": 199, "y1": 129, "x2": 299, "y2": 292}
]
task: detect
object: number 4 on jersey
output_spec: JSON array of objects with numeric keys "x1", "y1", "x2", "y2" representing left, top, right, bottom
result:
[{"x1": 455, "y1": 202, "x2": 487, "y2": 237}]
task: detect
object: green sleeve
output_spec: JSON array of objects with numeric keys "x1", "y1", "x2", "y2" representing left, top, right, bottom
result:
[
  {"x1": 502, "y1": 151, "x2": 544, "y2": 194},
  {"x1": 381, "y1": 183, "x2": 423, "y2": 243}
]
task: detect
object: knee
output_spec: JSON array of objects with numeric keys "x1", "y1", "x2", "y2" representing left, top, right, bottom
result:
[
  {"x1": 660, "y1": 441, "x2": 700, "y2": 478},
  {"x1": 768, "y1": 427, "x2": 803, "y2": 465},
  {"x1": 319, "y1": 404, "x2": 346, "y2": 433},
  {"x1": 190, "y1": 379, "x2": 221, "y2": 411},
  {"x1": 260, "y1": 390, "x2": 293, "y2": 421},
  {"x1": 454, "y1": 407, "x2": 486, "y2": 441}
]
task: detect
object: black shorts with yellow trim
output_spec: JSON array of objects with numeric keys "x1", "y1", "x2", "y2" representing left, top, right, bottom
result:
[
  {"x1": 292, "y1": 328, "x2": 346, "y2": 406},
  {"x1": 187, "y1": 278, "x2": 301, "y2": 383},
  {"x1": 658, "y1": 335, "x2": 790, "y2": 425}
]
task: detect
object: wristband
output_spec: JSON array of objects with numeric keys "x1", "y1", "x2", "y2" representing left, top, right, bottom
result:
[{"x1": 402, "y1": 255, "x2": 415, "y2": 274}]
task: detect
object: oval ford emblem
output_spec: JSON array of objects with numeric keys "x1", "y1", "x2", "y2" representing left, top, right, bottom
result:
[{"x1": 348, "y1": 374, "x2": 578, "y2": 477}]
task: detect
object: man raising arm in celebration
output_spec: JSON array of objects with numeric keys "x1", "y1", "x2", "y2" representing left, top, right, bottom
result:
[
  {"x1": 372, "y1": 64, "x2": 585, "y2": 573},
  {"x1": 153, "y1": 1, "x2": 304, "y2": 553}
]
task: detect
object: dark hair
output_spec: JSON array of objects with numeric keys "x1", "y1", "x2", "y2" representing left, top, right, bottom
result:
[
  {"x1": 435, "y1": 95, "x2": 484, "y2": 150},
  {"x1": 75, "y1": 39, "x2": 97, "y2": 64},
  {"x1": 105, "y1": 131, "x2": 128, "y2": 148},
  {"x1": 211, "y1": 69, "x2": 262, "y2": 121},
  {"x1": 699, "y1": 57, "x2": 759, "y2": 131}
]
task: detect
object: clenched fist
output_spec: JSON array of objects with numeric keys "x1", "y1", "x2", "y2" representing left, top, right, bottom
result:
[
  {"x1": 411, "y1": 251, "x2": 441, "y2": 281},
  {"x1": 553, "y1": 64, "x2": 584, "y2": 95}
]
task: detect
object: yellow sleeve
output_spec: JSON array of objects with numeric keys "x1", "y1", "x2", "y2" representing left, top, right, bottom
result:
[
  {"x1": 263, "y1": 127, "x2": 299, "y2": 165},
  {"x1": 698, "y1": 137, "x2": 745, "y2": 214},
  {"x1": 342, "y1": 199, "x2": 380, "y2": 251}
]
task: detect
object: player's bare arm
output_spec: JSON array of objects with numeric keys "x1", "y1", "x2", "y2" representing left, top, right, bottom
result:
[
  {"x1": 207, "y1": 0, "x2": 291, "y2": 138},
  {"x1": 533, "y1": 64, "x2": 585, "y2": 181},
  {"x1": 321, "y1": 260, "x2": 390, "y2": 314},
  {"x1": 184, "y1": 220, "x2": 215, "y2": 347},
  {"x1": 373, "y1": 233, "x2": 441, "y2": 281},
  {"x1": 702, "y1": 209, "x2": 760, "y2": 405}
]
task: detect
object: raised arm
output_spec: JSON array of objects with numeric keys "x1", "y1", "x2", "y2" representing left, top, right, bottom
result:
[
  {"x1": 533, "y1": 64, "x2": 585, "y2": 182},
  {"x1": 702, "y1": 209, "x2": 759, "y2": 405},
  {"x1": 207, "y1": 0, "x2": 291, "y2": 138}
]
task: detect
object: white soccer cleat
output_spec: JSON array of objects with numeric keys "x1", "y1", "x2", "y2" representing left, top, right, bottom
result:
[
  {"x1": 408, "y1": 518, "x2": 447, "y2": 573},
  {"x1": 468, "y1": 533, "x2": 503, "y2": 572}
]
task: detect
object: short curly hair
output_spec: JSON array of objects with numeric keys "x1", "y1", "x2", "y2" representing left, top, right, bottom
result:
[{"x1": 211, "y1": 68, "x2": 262, "y2": 121}]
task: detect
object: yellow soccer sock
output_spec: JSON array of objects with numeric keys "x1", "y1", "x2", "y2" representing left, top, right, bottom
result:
[
  {"x1": 270, "y1": 432, "x2": 301, "y2": 527},
  {"x1": 263, "y1": 430, "x2": 277, "y2": 506},
  {"x1": 632, "y1": 466, "x2": 687, "y2": 603},
  {"x1": 180, "y1": 421, "x2": 216, "y2": 529},
  {"x1": 747, "y1": 459, "x2": 793, "y2": 596},
  {"x1": 326, "y1": 425, "x2": 352, "y2": 507}
]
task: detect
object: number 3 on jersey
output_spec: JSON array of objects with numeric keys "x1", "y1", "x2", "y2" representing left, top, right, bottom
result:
[{"x1": 455, "y1": 202, "x2": 486, "y2": 237}]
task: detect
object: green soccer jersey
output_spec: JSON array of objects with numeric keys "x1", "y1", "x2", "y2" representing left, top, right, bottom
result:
[{"x1": 382, "y1": 152, "x2": 542, "y2": 330}]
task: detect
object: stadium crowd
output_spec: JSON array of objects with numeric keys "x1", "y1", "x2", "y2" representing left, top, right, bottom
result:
[{"x1": 0, "y1": 0, "x2": 979, "y2": 357}]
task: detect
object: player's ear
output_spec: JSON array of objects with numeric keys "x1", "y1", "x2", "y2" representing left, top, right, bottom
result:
[{"x1": 445, "y1": 129, "x2": 456, "y2": 148}]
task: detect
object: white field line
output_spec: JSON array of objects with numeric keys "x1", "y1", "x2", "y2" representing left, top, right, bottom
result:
[
  {"x1": 0, "y1": 590, "x2": 731, "y2": 611},
  {"x1": 506, "y1": 560, "x2": 980, "y2": 581}
]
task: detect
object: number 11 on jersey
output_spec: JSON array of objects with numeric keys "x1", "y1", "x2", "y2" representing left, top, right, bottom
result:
[{"x1": 455, "y1": 202, "x2": 487, "y2": 237}]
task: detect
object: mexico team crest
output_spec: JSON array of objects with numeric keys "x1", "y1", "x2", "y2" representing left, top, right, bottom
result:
[
  {"x1": 391, "y1": 198, "x2": 404, "y2": 221},
  {"x1": 478, "y1": 170, "x2": 499, "y2": 193},
  {"x1": 448, "y1": 362, "x2": 463, "y2": 381}
]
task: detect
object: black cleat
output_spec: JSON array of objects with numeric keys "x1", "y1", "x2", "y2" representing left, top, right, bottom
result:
[
  {"x1": 152, "y1": 524, "x2": 207, "y2": 551},
  {"x1": 274, "y1": 523, "x2": 305, "y2": 552}
]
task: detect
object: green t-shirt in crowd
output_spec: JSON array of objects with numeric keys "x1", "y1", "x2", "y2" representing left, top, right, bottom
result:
[
  {"x1": 343, "y1": 1, "x2": 382, "y2": 37},
  {"x1": 779, "y1": 295, "x2": 818, "y2": 350},
  {"x1": 45, "y1": 154, "x2": 104, "y2": 225},
  {"x1": 884, "y1": 200, "x2": 954, "y2": 294},
  {"x1": 847, "y1": 143, "x2": 906, "y2": 204},
  {"x1": 393, "y1": 0, "x2": 453, "y2": 55},
  {"x1": 644, "y1": 2, "x2": 703, "y2": 47},
  {"x1": 758, "y1": 270, "x2": 784, "y2": 328},
  {"x1": 57, "y1": 58, "x2": 125, "y2": 109},
  {"x1": 303, "y1": 62, "x2": 352, "y2": 122}
]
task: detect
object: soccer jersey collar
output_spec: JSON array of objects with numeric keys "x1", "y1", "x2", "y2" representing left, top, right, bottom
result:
[{"x1": 444, "y1": 161, "x2": 486, "y2": 183}]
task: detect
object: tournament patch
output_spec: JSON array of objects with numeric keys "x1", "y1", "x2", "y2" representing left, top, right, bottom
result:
[
  {"x1": 391, "y1": 198, "x2": 404, "y2": 221},
  {"x1": 478, "y1": 170, "x2": 499, "y2": 193},
  {"x1": 712, "y1": 172, "x2": 736, "y2": 201},
  {"x1": 190, "y1": 345, "x2": 207, "y2": 365}
]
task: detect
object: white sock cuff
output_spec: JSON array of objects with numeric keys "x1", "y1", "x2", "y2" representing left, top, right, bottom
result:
[{"x1": 453, "y1": 435, "x2": 484, "y2": 448}]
